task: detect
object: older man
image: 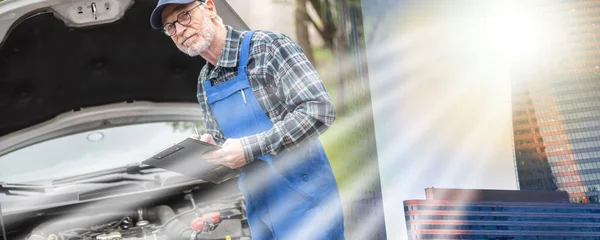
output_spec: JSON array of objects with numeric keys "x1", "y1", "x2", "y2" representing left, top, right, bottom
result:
[{"x1": 150, "y1": 0, "x2": 344, "y2": 239}]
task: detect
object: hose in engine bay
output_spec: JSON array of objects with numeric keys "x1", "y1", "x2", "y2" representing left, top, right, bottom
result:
[
  {"x1": 152, "y1": 205, "x2": 197, "y2": 240},
  {"x1": 27, "y1": 211, "x2": 142, "y2": 240}
]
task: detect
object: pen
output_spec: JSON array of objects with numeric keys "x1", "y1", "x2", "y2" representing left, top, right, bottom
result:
[{"x1": 240, "y1": 90, "x2": 247, "y2": 104}]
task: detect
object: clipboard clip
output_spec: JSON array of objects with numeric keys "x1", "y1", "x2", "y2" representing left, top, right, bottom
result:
[{"x1": 152, "y1": 143, "x2": 184, "y2": 160}]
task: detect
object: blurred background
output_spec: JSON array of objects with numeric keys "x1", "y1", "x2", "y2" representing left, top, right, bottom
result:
[
  {"x1": 228, "y1": 0, "x2": 600, "y2": 239},
  {"x1": 227, "y1": 0, "x2": 387, "y2": 239}
]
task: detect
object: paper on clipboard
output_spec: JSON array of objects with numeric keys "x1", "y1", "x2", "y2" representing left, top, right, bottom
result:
[{"x1": 142, "y1": 138, "x2": 240, "y2": 184}]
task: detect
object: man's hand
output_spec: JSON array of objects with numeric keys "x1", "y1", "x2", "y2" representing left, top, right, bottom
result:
[
  {"x1": 190, "y1": 133, "x2": 216, "y2": 144},
  {"x1": 192, "y1": 134, "x2": 247, "y2": 169}
]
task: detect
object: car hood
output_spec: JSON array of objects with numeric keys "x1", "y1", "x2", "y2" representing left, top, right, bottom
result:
[{"x1": 0, "y1": 0, "x2": 247, "y2": 155}]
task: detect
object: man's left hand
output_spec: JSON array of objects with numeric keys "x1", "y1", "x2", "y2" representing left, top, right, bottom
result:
[{"x1": 202, "y1": 138, "x2": 247, "y2": 169}]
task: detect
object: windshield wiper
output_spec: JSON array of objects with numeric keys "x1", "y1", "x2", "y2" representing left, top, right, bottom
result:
[{"x1": 52, "y1": 163, "x2": 158, "y2": 185}]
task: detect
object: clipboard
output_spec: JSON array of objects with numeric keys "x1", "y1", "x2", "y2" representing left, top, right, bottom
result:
[{"x1": 142, "y1": 138, "x2": 240, "y2": 184}]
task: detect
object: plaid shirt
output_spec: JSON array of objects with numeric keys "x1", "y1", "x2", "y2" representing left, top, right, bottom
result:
[{"x1": 197, "y1": 27, "x2": 336, "y2": 163}]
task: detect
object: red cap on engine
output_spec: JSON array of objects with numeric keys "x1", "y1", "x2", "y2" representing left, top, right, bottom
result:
[
  {"x1": 204, "y1": 212, "x2": 221, "y2": 223},
  {"x1": 190, "y1": 212, "x2": 221, "y2": 230},
  {"x1": 190, "y1": 218, "x2": 205, "y2": 231}
]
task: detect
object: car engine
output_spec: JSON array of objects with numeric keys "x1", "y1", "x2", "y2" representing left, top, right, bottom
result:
[
  {"x1": 1, "y1": 182, "x2": 252, "y2": 240},
  {"x1": 26, "y1": 195, "x2": 249, "y2": 240}
]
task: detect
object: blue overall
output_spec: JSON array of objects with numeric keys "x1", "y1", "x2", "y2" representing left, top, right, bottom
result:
[{"x1": 202, "y1": 31, "x2": 344, "y2": 240}]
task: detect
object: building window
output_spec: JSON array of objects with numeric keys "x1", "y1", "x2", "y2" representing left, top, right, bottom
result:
[
  {"x1": 513, "y1": 110, "x2": 527, "y2": 116},
  {"x1": 513, "y1": 120, "x2": 529, "y2": 126},
  {"x1": 514, "y1": 129, "x2": 532, "y2": 135}
]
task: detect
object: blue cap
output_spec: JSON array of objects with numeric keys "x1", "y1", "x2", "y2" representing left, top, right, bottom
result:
[{"x1": 150, "y1": 0, "x2": 201, "y2": 29}]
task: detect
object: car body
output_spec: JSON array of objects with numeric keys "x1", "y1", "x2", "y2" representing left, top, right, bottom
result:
[{"x1": 0, "y1": 0, "x2": 252, "y2": 239}]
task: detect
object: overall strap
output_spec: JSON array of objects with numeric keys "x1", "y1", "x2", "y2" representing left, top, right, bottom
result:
[{"x1": 238, "y1": 30, "x2": 256, "y2": 72}]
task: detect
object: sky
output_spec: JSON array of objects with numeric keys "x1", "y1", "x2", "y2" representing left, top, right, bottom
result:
[{"x1": 361, "y1": 0, "x2": 545, "y2": 239}]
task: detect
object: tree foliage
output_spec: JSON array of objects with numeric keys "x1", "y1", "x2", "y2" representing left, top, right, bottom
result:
[{"x1": 295, "y1": 0, "x2": 367, "y2": 115}]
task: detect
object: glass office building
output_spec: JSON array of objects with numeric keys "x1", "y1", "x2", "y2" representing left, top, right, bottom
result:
[
  {"x1": 511, "y1": 0, "x2": 600, "y2": 203},
  {"x1": 404, "y1": 188, "x2": 600, "y2": 239}
]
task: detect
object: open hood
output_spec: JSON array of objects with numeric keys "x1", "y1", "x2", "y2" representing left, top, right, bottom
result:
[{"x1": 0, "y1": 0, "x2": 248, "y2": 154}]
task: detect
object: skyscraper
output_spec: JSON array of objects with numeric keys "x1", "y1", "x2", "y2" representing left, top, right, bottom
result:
[
  {"x1": 511, "y1": 0, "x2": 600, "y2": 203},
  {"x1": 404, "y1": 188, "x2": 600, "y2": 239}
]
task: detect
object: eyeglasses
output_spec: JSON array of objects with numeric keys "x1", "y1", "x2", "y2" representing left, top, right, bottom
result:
[{"x1": 163, "y1": 2, "x2": 203, "y2": 37}]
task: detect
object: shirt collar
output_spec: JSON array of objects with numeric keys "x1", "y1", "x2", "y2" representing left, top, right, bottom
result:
[{"x1": 214, "y1": 26, "x2": 243, "y2": 68}]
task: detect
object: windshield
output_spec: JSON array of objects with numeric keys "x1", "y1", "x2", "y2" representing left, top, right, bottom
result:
[{"x1": 0, "y1": 121, "x2": 203, "y2": 183}]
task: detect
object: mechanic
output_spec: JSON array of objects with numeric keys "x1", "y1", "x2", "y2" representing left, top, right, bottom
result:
[{"x1": 149, "y1": 0, "x2": 344, "y2": 239}]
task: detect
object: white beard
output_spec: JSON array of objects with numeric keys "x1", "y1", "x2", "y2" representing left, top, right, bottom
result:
[{"x1": 177, "y1": 15, "x2": 215, "y2": 57}]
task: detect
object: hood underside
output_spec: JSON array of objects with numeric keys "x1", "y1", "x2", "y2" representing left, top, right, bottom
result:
[{"x1": 0, "y1": 0, "x2": 247, "y2": 137}]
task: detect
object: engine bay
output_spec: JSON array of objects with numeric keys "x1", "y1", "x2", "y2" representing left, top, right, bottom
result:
[{"x1": 1, "y1": 180, "x2": 251, "y2": 240}]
